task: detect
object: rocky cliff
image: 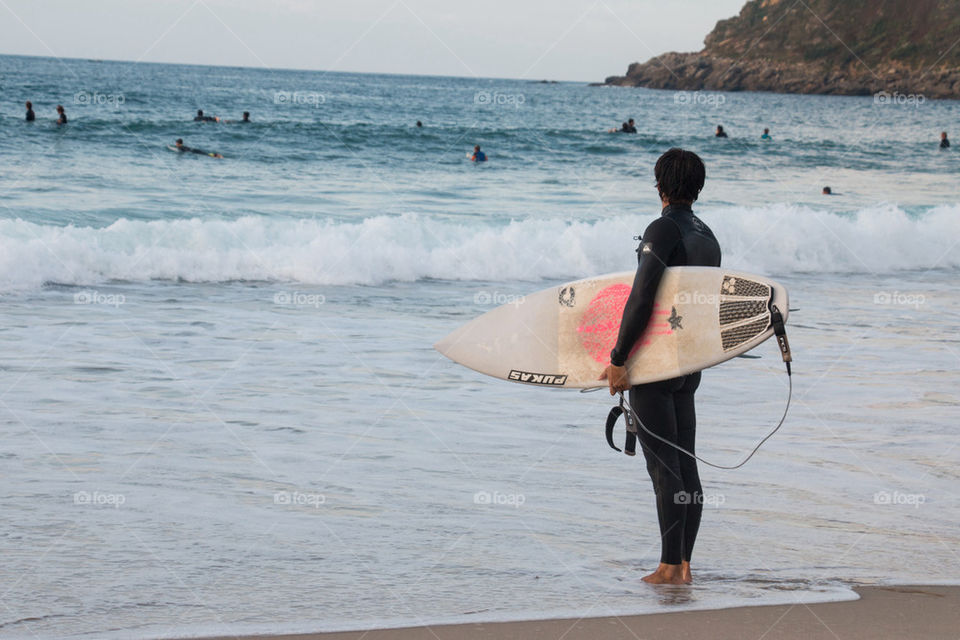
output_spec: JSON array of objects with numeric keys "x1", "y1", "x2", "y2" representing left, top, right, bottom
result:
[{"x1": 603, "y1": 0, "x2": 960, "y2": 98}]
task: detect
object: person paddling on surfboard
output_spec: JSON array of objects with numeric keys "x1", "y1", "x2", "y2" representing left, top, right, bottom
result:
[
  {"x1": 173, "y1": 138, "x2": 223, "y2": 159},
  {"x1": 600, "y1": 148, "x2": 721, "y2": 586}
]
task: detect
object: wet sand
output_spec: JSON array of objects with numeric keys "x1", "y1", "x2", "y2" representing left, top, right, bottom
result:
[{"x1": 192, "y1": 585, "x2": 959, "y2": 640}]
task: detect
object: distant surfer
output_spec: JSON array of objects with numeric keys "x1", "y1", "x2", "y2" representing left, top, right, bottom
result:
[
  {"x1": 470, "y1": 145, "x2": 487, "y2": 162},
  {"x1": 56, "y1": 105, "x2": 68, "y2": 125},
  {"x1": 940, "y1": 131, "x2": 950, "y2": 149},
  {"x1": 25, "y1": 101, "x2": 35, "y2": 122},
  {"x1": 224, "y1": 111, "x2": 250, "y2": 124},
  {"x1": 600, "y1": 148, "x2": 721, "y2": 586},
  {"x1": 822, "y1": 186, "x2": 832, "y2": 195},
  {"x1": 172, "y1": 138, "x2": 223, "y2": 159},
  {"x1": 761, "y1": 128, "x2": 771, "y2": 140},
  {"x1": 715, "y1": 125, "x2": 727, "y2": 138},
  {"x1": 609, "y1": 118, "x2": 637, "y2": 133},
  {"x1": 194, "y1": 109, "x2": 220, "y2": 123},
  {"x1": 416, "y1": 120, "x2": 423, "y2": 128}
]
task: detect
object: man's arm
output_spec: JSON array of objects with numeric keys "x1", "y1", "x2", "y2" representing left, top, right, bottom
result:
[{"x1": 609, "y1": 216, "x2": 681, "y2": 367}]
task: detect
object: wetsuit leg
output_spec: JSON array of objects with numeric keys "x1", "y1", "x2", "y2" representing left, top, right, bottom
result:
[
  {"x1": 630, "y1": 376, "x2": 687, "y2": 565},
  {"x1": 674, "y1": 372, "x2": 703, "y2": 562}
]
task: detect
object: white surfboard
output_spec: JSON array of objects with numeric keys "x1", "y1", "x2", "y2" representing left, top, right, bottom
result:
[{"x1": 435, "y1": 267, "x2": 789, "y2": 388}]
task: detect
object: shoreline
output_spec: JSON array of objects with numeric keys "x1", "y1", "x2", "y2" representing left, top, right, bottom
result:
[{"x1": 185, "y1": 585, "x2": 960, "y2": 640}]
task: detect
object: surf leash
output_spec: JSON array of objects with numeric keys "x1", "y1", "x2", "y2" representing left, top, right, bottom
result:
[{"x1": 606, "y1": 304, "x2": 792, "y2": 470}]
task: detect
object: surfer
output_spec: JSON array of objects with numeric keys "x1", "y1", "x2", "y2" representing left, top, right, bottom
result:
[
  {"x1": 822, "y1": 186, "x2": 832, "y2": 195},
  {"x1": 56, "y1": 105, "x2": 67, "y2": 125},
  {"x1": 940, "y1": 131, "x2": 950, "y2": 149},
  {"x1": 600, "y1": 148, "x2": 721, "y2": 586},
  {"x1": 761, "y1": 128, "x2": 771, "y2": 140},
  {"x1": 470, "y1": 145, "x2": 487, "y2": 162},
  {"x1": 715, "y1": 125, "x2": 727, "y2": 138},
  {"x1": 173, "y1": 138, "x2": 223, "y2": 159},
  {"x1": 25, "y1": 101, "x2": 35, "y2": 122},
  {"x1": 416, "y1": 120, "x2": 423, "y2": 128},
  {"x1": 609, "y1": 119, "x2": 637, "y2": 133},
  {"x1": 194, "y1": 109, "x2": 220, "y2": 123}
]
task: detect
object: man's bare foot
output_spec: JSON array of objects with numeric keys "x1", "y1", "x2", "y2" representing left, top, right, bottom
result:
[
  {"x1": 681, "y1": 561, "x2": 693, "y2": 584},
  {"x1": 642, "y1": 563, "x2": 686, "y2": 585}
]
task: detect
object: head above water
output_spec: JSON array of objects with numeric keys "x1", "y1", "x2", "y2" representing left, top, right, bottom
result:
[
  {"x1": 197, "y1": 109, "x2": 203, "y2": 116},
  {"x1": 716, "y1": 125, "x2": 724, "y2": 133},
  {"x1": 628, "y1": 118, "x2": 635, "y2": 125},
  {"x1": 243, "y1": 111, "x2": 250, "y2": 120},
  {"x1": 416, "y1": 120, "x2": 423, "y2": 127},
  {"x1": 56, "y1": 105, "x2": 64, "y2": 113},
  {"x1": 474, "y1": 145, "x2": 480, "y2": 151},
  {"x1": 654, "y1": 148, "x2": 705, "y2": 205},
  {"x1": 26, "y1": 101, "x2": 32, "y2": 109},
  {"x1": 822, "y1": 186, "x2": 832, "y2": 195},
  {"x1": 942, "y1": 131, "x2": 948, "y2": 139},
  {"x1": 764, "y1": 128, "x2": 770, "y2": 134},
  {"x1": 175, "y1": 138, "x2": 184, "y2": 146}
]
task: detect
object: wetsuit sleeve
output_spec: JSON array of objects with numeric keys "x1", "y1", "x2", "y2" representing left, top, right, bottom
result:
[{"x1": 609, "y1": 217, "x2": 682, "y2": 367}]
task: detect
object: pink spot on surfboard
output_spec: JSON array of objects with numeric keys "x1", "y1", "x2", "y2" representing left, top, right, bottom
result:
[{"x1": 576, "y1": 284, "x2": 664, "y2": 364}]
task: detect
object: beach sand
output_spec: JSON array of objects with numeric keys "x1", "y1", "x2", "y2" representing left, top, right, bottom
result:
[{"x1": 194, "y1": 585, "x2": 959, "y2": 640}]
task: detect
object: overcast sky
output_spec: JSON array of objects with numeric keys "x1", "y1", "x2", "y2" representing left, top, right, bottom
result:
[{"x1": 0, "y1": 0, "x2": 746, "y2": 81}]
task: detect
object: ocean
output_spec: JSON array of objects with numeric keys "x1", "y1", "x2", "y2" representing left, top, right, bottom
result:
[{"x1": 1, "y1": 54, "x2": 958, "y2": 639}]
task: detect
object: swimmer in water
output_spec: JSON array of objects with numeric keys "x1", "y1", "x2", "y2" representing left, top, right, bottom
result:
[
  {"x1": 194, "y1": 109, "x2": 220, "y2": 123},
  {"x1": 715, "y1": 125, "x2": 727, "y2": 138},
  {"x1": 822, "y1": 186, "x2": 832, "y2": 195},
  {"x1": 416, "y1": 120, "x2": 423, "y2": 128},
  {"x1": 470, "y1": 145, "x2": 487, "y2": 162},
  {"x1": 56, "y1": 105, "x2": 68, "y2": 125},
  {"x1": 173, "y1": 138, "x2": 223, "y2": 159},
  {"x1": 940, "y1": 131, "x2": 950, "y2": 149},
  {"x1": 25, "y1": 101, "x2": 35, "y2": 122},
  {"x1": 761, "y1": 128, "x2": 771, "y2": 140}
]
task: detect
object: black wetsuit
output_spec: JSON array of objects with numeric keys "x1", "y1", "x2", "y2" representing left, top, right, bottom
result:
[
  {"x1": 25, "y1": 109, "x2": 35, "y2": 122},
  {"x1": 194, "y1": 116, "x2": 217, "y2": 122},
  {"x1": 57, "y1": 113, "x2": 67, "y2": 124},
  {"x1": 941, "y1": 138, "x2": 950, "y2": 149},
  {"x1": 610, "y1": 202, "x2": 721, "y2": 566}
]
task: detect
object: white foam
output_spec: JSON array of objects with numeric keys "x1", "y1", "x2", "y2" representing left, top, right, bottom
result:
[{"x1": 0, "y1": 203, "x2": 956, "y2": 291}]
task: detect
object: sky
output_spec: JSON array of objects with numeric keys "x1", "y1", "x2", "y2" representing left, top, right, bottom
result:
[{"x1": 0, "y1": 0, "x2": 746, "y2": 81}]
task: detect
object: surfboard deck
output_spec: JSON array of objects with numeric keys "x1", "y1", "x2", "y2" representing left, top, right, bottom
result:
[{"x1": 434, "y1": 267, "x2": 789, "y2": 388}]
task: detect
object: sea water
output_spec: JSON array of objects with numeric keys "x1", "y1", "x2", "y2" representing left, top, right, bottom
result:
[{"x1": 0, "y1": 55, "x2": 958, "y2": 639}]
